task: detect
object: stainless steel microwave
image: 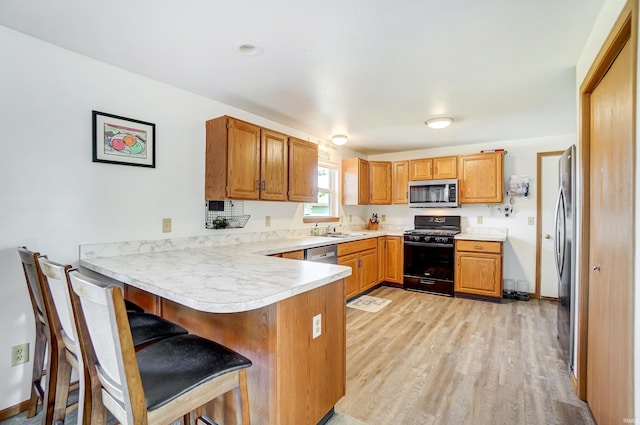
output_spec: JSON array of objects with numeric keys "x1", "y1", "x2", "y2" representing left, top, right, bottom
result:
[{"x1": 408, "y1": 179, "x2": 459, "y2": 208}]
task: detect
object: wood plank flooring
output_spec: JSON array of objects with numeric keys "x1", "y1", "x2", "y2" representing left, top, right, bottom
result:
[{"x1": 335, "y1": 286, "x2": 595, "y2": 425}]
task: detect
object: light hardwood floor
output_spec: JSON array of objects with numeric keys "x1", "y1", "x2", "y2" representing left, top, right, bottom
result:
[{"x1": 335, "y1": 286, "x2": 595, "y2": 425}]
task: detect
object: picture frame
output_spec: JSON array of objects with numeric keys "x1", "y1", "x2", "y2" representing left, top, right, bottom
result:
[{"x1": 92, "y1": 110, "x2": 156, "y2": 168}]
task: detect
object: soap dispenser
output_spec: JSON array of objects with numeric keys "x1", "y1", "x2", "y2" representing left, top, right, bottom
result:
[{"x1": 312, "y1": 223, "x2": 320, "y2": 236}]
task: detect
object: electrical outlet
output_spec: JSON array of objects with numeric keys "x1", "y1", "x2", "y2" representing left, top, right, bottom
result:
[
  {"x1": 477, "y1": 216, "x2": 483, "y2": 224},
  {"x1": 381, "y1": 214, "x2": 386, "y2": 222},
  {"x1": 265, "y1": 216, "x2": 271, "y2": 227},
  {"x1": 162, "y1": 218, "x2": 172, "y2": 233},
  {"x1": 11, "y1": 343, "x2": 29, "y2": 366},
  {"x1": 312, "y1": 314, "x2": 322, "y2": 339},
  {"x1": 349, "y1": 215, "x2": 352, "y2": 222},
  {"x1": 528, "y1": 217, "x2": 535, "y2": 225}
]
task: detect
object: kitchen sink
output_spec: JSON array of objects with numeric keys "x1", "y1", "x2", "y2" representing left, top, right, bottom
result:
[{"x1": 326, "y1": 232, "x2": 368, "y2": 238}]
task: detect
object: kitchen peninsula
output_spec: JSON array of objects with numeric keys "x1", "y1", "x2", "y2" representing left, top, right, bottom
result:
[{"x1": 79, "y1": 235, "x2": 353, "y2": 425}]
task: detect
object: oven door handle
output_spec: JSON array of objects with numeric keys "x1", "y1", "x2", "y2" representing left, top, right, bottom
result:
[{"x1": 404, "y1": 241, "x2": 454, "y2": 248}]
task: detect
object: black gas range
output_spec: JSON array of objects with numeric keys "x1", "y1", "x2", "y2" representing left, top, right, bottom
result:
[{"x1": 404, "y1": 216, "x2": 461, "y2": 296}]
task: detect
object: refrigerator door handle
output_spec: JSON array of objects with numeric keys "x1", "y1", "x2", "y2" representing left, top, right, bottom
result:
[{"x1": 554, "y1": 185, "x2": 566, "y2": 281}]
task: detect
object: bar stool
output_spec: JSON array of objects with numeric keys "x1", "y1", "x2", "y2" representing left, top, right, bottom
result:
[
  {"x1": 37, "y1": 255, "x2": 193, "y2": 424},
  {"x1": 17, "y1": 248, "x2": 55, "y2": 425},
  {"x1": 68, "y1": 270, "x2": 253, "y2": 425}
]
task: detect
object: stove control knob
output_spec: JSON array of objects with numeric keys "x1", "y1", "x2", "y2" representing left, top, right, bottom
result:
[{"x1": 411, "y1": 236, "x2": 421, "y2": 242}]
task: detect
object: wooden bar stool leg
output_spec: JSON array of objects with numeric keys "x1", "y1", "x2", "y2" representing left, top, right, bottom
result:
[
  {"x1": 236, "y1": 369, "x2": 251, "y2": 425},
  {"x1": 52, "y1": 355, "x2": 72, "y2": 423},
  {"x1": 27, "y1": 325, "x2": 46, "y2": 418}
]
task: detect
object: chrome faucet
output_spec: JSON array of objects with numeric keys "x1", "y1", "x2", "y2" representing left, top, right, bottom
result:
[{"x1": 326, "y1": 224, "x2": 336, "y2": 235}]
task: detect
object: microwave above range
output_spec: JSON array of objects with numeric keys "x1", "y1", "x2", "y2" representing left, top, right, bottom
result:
[{"x1": 408, "y1": 179, "x2": 459, "y2": 208}]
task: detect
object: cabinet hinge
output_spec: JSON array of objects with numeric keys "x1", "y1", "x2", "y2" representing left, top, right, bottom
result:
[
  {"x1": 226, "y1": 123, "x2": 230, "y2": 129},
  {"x1": 225, "y1": 185, "x2": 229, "y2": 193}
]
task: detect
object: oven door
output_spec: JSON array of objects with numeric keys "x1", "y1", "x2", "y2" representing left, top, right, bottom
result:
[{"x1": 404, "y1": 241, "x2": 455, "y2": 296}]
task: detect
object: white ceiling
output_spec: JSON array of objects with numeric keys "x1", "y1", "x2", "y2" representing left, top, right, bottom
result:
[{"x1": 0, "y1": 0, "x2": 604, "y2": 154}]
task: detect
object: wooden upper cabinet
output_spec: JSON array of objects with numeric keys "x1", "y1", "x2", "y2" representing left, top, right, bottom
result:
[
  {"x1": 458, "y1": 152, "x2": 504, "y2": 204},
  {"x1": 392, "y1": 160, "x2": 409, "y2": 204},
  {"x1": 369, "y1": 161, "x2": 392, "y2": 205},
  {"x1": 260, "y1": 129, "x2": 288, "y2": 201},
  {"x1": 206, "y1": 116, "x2": 261, "y2": 200},
  {"x1": 433, "y1": 156, "x2": 458, "y2": 179},
  {"x1": 409, "y1": 156, "x2": 458, "y2": 181},
  {"x1": 342, "y1": 158, "x2": 369, "y2": 205},
  {"x1": 288, "y1": 137, "x2": 318, "y2": 202},
  {"x1": 409, "y1": 158, "x2": 432, "y2": 180}
]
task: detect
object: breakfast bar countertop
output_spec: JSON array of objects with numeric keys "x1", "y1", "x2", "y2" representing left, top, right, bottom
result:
[{"x1": 80, "y1": 243, "x2": 352, "y2": 314}]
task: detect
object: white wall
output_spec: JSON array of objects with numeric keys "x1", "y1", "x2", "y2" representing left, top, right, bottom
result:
[
  {"x1": 574, "y1": 0, "x2": 637, "y2": 417},
  {"x1": 366, "y1": 135, "x2": 575, "y2": 292},
  {"x1": 0, "y1": 26, "x2": 339, "y2": 409}
]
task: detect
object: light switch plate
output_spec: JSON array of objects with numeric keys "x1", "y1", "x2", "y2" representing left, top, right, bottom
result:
[
  {"x1": 477, "y1": 216, "x2": 483, "y2": 224},
  {"x1": 528, "y1": 217, "x2": 535, "y2": 225},
  {"x1": 265, "y1": 216, "x2": 271, "y2": 227},
  {"x1": 162, "y1": 218, "x2": 172, "y2": 233}
]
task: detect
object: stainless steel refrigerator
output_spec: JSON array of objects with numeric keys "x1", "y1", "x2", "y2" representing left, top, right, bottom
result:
[{"x1": 555, "y1": 145, "x2": 576, "y2": 371}]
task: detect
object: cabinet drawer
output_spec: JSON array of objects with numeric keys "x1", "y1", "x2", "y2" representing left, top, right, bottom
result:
[
  {"x1": 337, "y1": 238, "x2": 377, "y2": 257},
  {"x1": 456, "y1": 240, "x2": 502, "y2": 254}
]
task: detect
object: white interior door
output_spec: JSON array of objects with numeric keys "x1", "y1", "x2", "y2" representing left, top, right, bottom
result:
[{"x1": 540, "y1": 153, "x2": 561, "y2": 298}]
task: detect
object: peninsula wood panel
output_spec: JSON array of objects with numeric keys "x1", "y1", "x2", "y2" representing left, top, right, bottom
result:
[{"x1": 157, "y1": 279, "x2": 346, "y2": 425}]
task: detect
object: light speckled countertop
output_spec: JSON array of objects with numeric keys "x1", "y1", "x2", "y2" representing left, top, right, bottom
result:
[
  {"x1": 455, "y1": 227, "x2": 508, "y2": 242},
  {"x1": 79, "y1": 230, "x2": 402, "y2": 314}
]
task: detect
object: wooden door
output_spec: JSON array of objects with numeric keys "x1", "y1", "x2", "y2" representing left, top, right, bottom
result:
[
  {"x1": 359, "y1": 249, "x2": 378, "y2": 292},
  {"x1": 458, "y1": 152, "x2": 504, "y2": 203},
  {"x1": 227, "y1": 118, "x2": 261, "y2": 199},
  {"x1": 260, "y1": 129, "x2": 288, "y2": 201},
  {"x1": 433, "y1": 156, "x2": 458, "y2": 179},
  {"x1": 586, "y1": 38, "x2": 634, "y2": 424},
  {"x1": 384, "y1": 236, "x2": 403, "y2": 284},
  {"x1": 392, "y1": 161, "x2": 409, "y2": 204},
  {"x1": 369, "y1": 161, "x2": 391, "y2": 204},
  {"x1": 339, "y1": 253, "x2": 360, "y2": 299},
  {"x1": 288, "y1": 137, "x2": 318, "y2": 202},
  {"x1": 409, "y1": 158, "x2": 432, "y2": 180}
]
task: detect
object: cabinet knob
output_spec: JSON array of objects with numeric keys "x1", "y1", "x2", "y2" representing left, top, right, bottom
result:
[
  {"x1": 544, "y1": 234, "x2": 551, "y2": 239},
  {"x1": 592, "y1": 265, "x2": 601, "y2": 271}
]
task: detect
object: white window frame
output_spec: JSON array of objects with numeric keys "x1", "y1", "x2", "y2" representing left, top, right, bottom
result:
[{"x1": 303, "y1": 161, "x2": 339, "y2": 222}]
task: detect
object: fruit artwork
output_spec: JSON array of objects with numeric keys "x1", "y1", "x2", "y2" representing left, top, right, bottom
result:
[{"x1": 103, "y1": 123, "x2": 147, "y2": 158}]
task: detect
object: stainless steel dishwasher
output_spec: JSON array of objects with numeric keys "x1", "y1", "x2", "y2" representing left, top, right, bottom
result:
[{"x1": 304, "y1": 245, "x2": 337, "y2": 264}]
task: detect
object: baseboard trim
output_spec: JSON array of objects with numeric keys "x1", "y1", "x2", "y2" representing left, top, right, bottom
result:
[{"x1": 0, "y1": 399, "x2": 29, "y2": 421}]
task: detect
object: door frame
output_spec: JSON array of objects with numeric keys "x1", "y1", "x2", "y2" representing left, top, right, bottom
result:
[
  {"x1": 534, "y1": 150, "x2": 564, "y2": 300},
  {"x1": 576, "y1": 0, "x2": 637, "y2": 400}
]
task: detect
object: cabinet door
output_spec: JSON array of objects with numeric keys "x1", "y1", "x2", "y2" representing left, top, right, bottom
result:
[
  {"x1": 458, "y1": 152, "x2": 504, "y2": 203},
  {"x1": 455, "y1": 252, "x2": 502, "y2": 297},
  {"x1": 288, "y1": 138, "x2": 318, "y2": 202},
  {"x1": 281, "y1": 250, "x2": 305, "y2": 260},
  {"x1": 359, "y1": 248, "x2": 378, "y2": 292},
  {"x1": 342, "y1": 158, "x2": 369, "y2": 205},
  {"x1": 392, "y1": 161, "x2": 409, "y2": 204},
  {"x1": 260, "y1": 129, "x2": 288, "y2": 201},
  {"x1": 227, "y1": 118, "x2": 261, "y2": 199},
  {"x1": 433, "y1": 156, "x2": 458, "y2": 179},
  {"x1": 377, "y1": 237, "x2": 386, "y2": 283},
  {"x1": 409, "y1": 158, "x2": 433, "y2": 180},
  {"x1": 339, "y1": 253, "x2": 361, "y2": 299},
  {"x1": 369, "y1": 161, "x2": 392, "y2": 205},
  {"x1": 384, "y1": 236, "x2": 404, "y2": 284}
]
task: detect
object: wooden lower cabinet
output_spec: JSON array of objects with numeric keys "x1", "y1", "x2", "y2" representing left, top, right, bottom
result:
[
  {"x1": 384, "y1": 236, "x2": 404, "y2": 284},
  {"x1": 125, "y1": 281, "x2": 346, "y2": 425},
  {"x1": 338, "y1": 238, "x2": 378, "y2": 299},
  {"x1": 454, "y1": 240, "x2": 503, "y2": 298}
]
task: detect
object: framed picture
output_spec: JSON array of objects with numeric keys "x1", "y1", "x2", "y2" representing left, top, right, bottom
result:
[{"x1": 92, "y1": 111, "x2": 155, "y2": 168}]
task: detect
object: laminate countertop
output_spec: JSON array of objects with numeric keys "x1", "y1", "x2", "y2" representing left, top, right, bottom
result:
[
  {"x1": 79, "y1": 231, "x2": 401, "y2": 314},
  {"x1": 455, "y1": 227, "x2": 508, "y2": 242}
]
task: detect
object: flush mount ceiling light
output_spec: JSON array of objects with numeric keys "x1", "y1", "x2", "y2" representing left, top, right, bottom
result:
[
  {"x1": 425, "y1": 117, "x2": 454, "y2": 129},
  {"x1": 331, "y1": 135, "x2": 348, "y2": 146},
  {"x1": 236, "y1": 43, "x2": 263, "y2": 56}
]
